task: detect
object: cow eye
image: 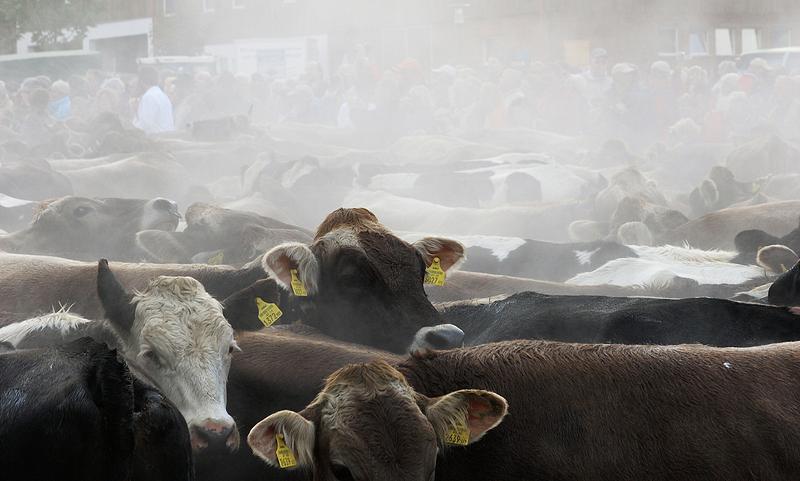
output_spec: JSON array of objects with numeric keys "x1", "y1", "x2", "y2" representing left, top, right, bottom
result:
[
  {"x1": 73, "y1": 206, "x2": 91, "y2": 218},
  {"x1": 143, "y1": 350, "x2": 162, "y2": 366},
  {"x1": 331, "y1": 464, "x2": 355, "y2": 481}
]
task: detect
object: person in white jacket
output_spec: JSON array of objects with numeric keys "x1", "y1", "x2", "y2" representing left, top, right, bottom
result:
[{"x1": 133, "y1": 66, "x2": 175, "y2": 134}]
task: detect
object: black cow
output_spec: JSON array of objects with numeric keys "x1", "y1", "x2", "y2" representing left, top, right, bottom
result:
[
  {"x1": 0, "y1": 338, "x2": 193, "y2": 481},
  {"x1": 440, "y1": 291, "x2": 800, "y2": 347},
  {"x1": 461, "y1": 239, "x2": 636, "y2": 281},
  {"x1": 769, "y1": 260, "x2": 800, "y2": 306}
]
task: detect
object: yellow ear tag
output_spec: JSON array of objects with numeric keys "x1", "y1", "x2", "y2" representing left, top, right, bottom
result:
[
  {"x1": 424, "y1": 257, "x2": 446, "y2": 286},
  {"x1": 290, "y1": 269, "x2": 308, "y2": 297},
  {"x1": 208, "y1": 251, "x2": 224, "y2": 265},
  {"x1": 255, "y1": 297, "x2": 283, "y2": 327},
  {"x1": 445, "y1": 418, "x2": 470, "y2": 446},
  {"x1": 275, "y1": 433, "x2": 298, "y2": 469}
]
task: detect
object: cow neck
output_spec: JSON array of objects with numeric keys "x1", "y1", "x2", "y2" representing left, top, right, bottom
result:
[{"x1": 196, "y1": 259, "x2": 268, "y2": 300}]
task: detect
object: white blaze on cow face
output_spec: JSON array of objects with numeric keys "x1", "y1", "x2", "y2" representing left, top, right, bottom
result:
[{"x1": 96, "y1": 261, "x2": 239, "y2": 453}]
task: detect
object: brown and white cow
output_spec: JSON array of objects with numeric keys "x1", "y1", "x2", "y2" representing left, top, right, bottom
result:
[
  {"x1": 0, "y1": 196, "x2": 180, "y2": 261},
  {"x1": 263, "y1": 208, "x2": 466, "y2": 353},
  {"x1": 249, "y1": 339, "x2": 800, "y2": 481}
]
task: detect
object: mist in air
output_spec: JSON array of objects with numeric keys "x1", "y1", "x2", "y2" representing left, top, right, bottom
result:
[{"x1": 1, "y1": 0, "x2": 800, "y2": 270}]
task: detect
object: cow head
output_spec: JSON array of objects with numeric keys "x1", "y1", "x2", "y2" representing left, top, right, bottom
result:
[
  {"x1": 97, "y1": 260, "x2": 239, "y2": 454},
  {"x1": 263, "y1": 208, "x2": 465, "y2": 353},
  {"x1": 248, "y1": 360, "x2": 507, "y2": 481},
  {"x1": 0, "y1": 196, "x2": 180, "y2": 260}
]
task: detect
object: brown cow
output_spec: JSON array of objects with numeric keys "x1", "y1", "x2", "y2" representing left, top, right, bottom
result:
[
  {"x1": 0, "y1": 196, "x2": 180, "y2": 261},
  {"x1": 249, "y1": 340, "x2": 800, "y2": 481},
  {"x1": 0, "y1": 253, "x2": 268, "y2": 325},
  {"x1": 263, "y1": 208, "x2": 466, "y2": 353}
]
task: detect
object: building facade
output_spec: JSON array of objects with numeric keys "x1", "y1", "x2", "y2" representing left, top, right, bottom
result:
[
  {"x1": 14, "y1": 0, "x2": 155, "y2": 72},
  {"x1": 152, "y1": 0, "x2": 800, "y2": 76}
]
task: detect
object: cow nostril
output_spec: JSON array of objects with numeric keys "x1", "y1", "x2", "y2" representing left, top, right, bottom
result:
[
  {"x1": 191, "y1": 421, "x2": 238, "y2": 452},
  {"x1": 153, "y1": 198, "x2": 177, "y2": 212}
]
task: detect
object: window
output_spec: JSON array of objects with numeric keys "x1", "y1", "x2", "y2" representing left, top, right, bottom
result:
[
  {"x1": 203, "y1": 0, "x2": 215, "y2": 12},
  {"x1": 688, "y1": 31, "x2": 708, "y2": 55},
  {"x1": 657, "y1": 28, "x2": 678, "y2": 54},
  {"x1": 163, "y1": 0, "x2": 176, "y2": 16},
  {"x1": 715, "y1": 28, "x2": 734, "y2": 56},
  {"x1": 741, "y1": 28, "x2": 761, "y2": 54},
  {"x1": 232, "y1": 0, "x2": 245, "y2": 8},
  {"x1": 772, "y1": 28, "x2": 791, "y2": 48}
]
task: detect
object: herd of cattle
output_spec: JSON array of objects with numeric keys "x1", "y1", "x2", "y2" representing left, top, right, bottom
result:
[{"x1": 4, "y1": 121, "x2": 800, "y2": 480}]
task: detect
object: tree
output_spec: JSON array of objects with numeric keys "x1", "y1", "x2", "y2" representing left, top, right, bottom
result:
[{"x1": 0, "y1": 0, "x2": 106, "y2": 53}]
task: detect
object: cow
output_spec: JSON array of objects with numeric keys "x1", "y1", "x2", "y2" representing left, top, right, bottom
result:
[
  {"x1": 135, "y1": 203, "x2": 312, "y2": 265},
  {"x1": 726, "y1": 134, "x2": 800, "y2": 181},
  {"x1": 248, "y1": 339, "x2": 800, "y2": 481},
  {"x1": 733, "y1": 216, "x2": 800, "y2": 265},
  {"x1": 659, "y1": 200, "x2": 800, "y2": 250},
  {"x1": 0, "y1": 260, "x2": 239, "y2": 453},
  {"x1": 0, "y1": 196, "x2": 180, "y2": 261},
  {"x1": 0, "y1": 192, "x2": 37, "y2": 232},
  {"x1": 564, "y1": 244, "x2": 773, "y2": 288},
  {"x1": 0, "y1": 338, "x2": 193, "y2": 481},
  {"x1": 0, "y1": 253, "x2": 268, "y2": 324},
  {"x1": 438, "y1": 291, "x2": 800, "y2": 347},
  {"x1": 0, "y1": 158, "x2": 73, "y2": 200},
  {"x1": 344, "y1": 189, "x2": 588, "y2": 241},
  {"x1": 262, "y1": 207, "x2": 466, "y2": 353},
  {"x1": 401, "y1": 231, "x2": 636, "y2": 282},
  {"x1": 195, "y1": 329, "x2": 399, "y2": 481},
  {"x1": 769, "y1": 259, "x2": 800, "y2": 306}
]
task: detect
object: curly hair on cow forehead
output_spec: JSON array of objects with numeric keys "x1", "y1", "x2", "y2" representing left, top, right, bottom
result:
[
  {"x1": 133, "y1": 275, "x2": 207, "y2": 301},
  {"x1": 314, "y1": 208, "x2": 388, "y2": 239}
]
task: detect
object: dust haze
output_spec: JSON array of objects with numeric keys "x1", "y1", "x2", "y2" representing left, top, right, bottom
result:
[{"x1": 2, "y1": 0, "x2": 800, "y2": 264}]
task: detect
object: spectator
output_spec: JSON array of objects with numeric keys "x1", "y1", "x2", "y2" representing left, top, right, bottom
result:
[
  {"x1": 133, "y1": 66, "x2": 175, "y2": 135},
  {"x1": 48, "y1": 80, "x2": 71, "y2": 121},
  {"x1": 19, "y1": 88, "x2": 55, "y2": 148}
]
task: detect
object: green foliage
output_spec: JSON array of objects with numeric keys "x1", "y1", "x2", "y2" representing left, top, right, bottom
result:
[{"x1": 0, "y1": 0, "x2": 106, "y2": 51}]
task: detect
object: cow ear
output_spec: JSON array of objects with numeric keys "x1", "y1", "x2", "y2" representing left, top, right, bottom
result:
[
  {"x1": 757, "y1": 245, "x2": 799, "y2": 274},
  {"x1": 97, "y1": 259, "x2": 136, "y2": 333},
  {"x1": 425, "y1": 389, "x2": 507, "y2": 446},
  {"x1": 222, "y1": 279, "x2": 283, "y2": 331},
  {"x1": 734, "y1": 229, "x2": 781, "y2": 254},
  {"x1": 263, "y1": 242, "x2": 319, "y2": 295},
  {"x1": 248, "y1": 410, "x2": 315, "y2": 469},
  {"x1": 413, "y1": 237, "x2": 465, "y2": 272}
]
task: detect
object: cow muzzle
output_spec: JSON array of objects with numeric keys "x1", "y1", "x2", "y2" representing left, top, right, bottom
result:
[{"x1": 190, "y1": 418, "x2": 240, "y2": 453}]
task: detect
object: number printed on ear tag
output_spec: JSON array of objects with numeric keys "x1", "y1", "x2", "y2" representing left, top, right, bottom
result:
[
  {"x1": 290, "y1": 269, "x2": 308, "y2": 297},
  {"x1": 275, "y1": 434, "x2": 298, "y2": 468},
  {"x1": 445, "y1": 417, "x2": 469, "y2": 446},
  {"x1": 424, "y1": 257, "x2": 446, "y2": 286},
  {"x1": 255, "y1": 297, "x2": 283, "y2": 327}
]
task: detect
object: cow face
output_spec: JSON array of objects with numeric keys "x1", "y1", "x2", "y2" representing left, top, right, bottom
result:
[
  {"x1": 263, "y1": 208, "x2": 465, "y2": 353},
  {"x1": 0, "y1": 196, "x2": 180, "y2": 260},
  {"x1": 248, "y1": 360, "x2": 507, "y2": 481},
  {"x1": 97, "y1": 260, "x2": 239, "y2": 454}
]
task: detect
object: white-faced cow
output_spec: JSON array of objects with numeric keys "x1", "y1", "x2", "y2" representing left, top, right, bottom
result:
[{"x1": 0, "y1": 260, "x2": 239, "y2": 454}]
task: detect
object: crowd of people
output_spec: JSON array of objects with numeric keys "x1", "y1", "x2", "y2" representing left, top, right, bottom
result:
[{"x1": 1, "y1": 46, "x2": 799, "y2": 154}]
